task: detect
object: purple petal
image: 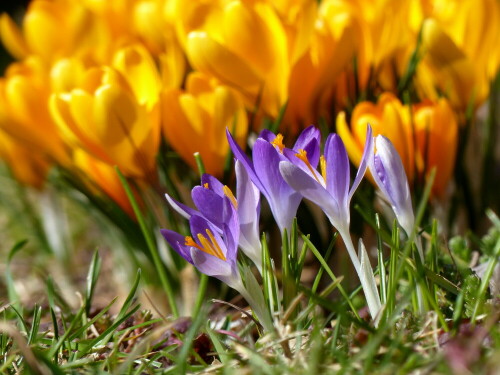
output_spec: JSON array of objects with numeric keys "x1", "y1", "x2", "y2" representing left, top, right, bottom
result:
[
  {"x1": 191, "y1": 186, "x2": 225, "y2": 226},
  {"x1": 282, "y1": 147, "x2": 323, "y2": 182},
  {"x1": 221, "y1": 197, "x2": 239, "y2": 258},
  {"x1": 253, "y1": 139, "x2": 301, "y2": 232},
  {"x1": 236, "y1": 160, "x2": 261, "y2": 262},
  {"x1": 191, "y1": 248, "x2": 233, "y2": 280},
  {"x1": 160, "y1": 229, "x2": 193, "y2": 264},
  {"x1": 372, "y1": 135, "x2": 414, "y2": 234},
  {"x1": 293, "y1": 125, "x2": 321, "y2": 168},
  {"x1": 165, "y1": 193, "x2": 198, "y2": 220},
  {"x1": 226, "y1": 128, "x2": 266, "y2": 193},
  {"x1": 258, "y1": 129, "x2": 277, "y2": 143},
  {"x1": 349, "y1": 125, "x2": 373, "y2": 200},
  {"x1": 201, "y1": 174, "x2": 225, "y2": 196},
  {"x1": 325, "y1": 134, "x2": 350, "y2": 207},
  {"x1": 280, "y1": 161, "x2": 345, "y2": 229}
]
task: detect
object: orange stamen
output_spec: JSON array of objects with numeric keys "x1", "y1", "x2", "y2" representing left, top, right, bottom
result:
[
  {"x1": 185, "y1": 231, "x2": 226, "y2": 261},
  {"x1": 185, "y1": 236, "x2": 203, "y2": 251},
  {"x1": 295, "y1": 149, "x2": 321, "y2": 183},
  {"x1": 271, "y1": 133, "x2": 285, "y2": 153},
  {"x1": 196, "y1": 233, "x2": 216, "y2": 257},
  {"x1": 223, "y1": 185, "x2": 238, "y2": 208},
  {"x1": 203, "y1": 183, "x2": 209, "y2": 189},
  {"x1": 205, "y1": 229, "x2": 226, "y2": 260}
]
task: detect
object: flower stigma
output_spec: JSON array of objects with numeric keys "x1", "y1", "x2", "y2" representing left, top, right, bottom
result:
[
  {"x1": 271, "y1": 134, "x2": 285, "y2": 153},
  {"x1": 295, "y1": 149, "x2": 321, "y2": 183}
]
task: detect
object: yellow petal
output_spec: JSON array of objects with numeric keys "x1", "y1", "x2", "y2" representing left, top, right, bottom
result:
[
  {"x1": 0, "y1": 13, "x2": 29, "y2": 59},
  {"x1": 113, "y1": 44, "x2": 162, "y2": 110},
  {"x1": 23, "y1": 0, "x2": 67, "y2": 60},
  {"x1": 133, "y1": 0, "x2": 165, "y2": 53},
  {"x1": 50, "y1": 93, "x2": 112, "y2": 164},
  {"x1": 186, "y1": 31, "x2": 261, "y2": 93},
  {"x1": 212, "y1": 85, "x2": 246, "y2": 150},
  {"x1": 50, "y1": 58, "x2": 86, "y2": 93},
  {"x1": 93, "y1": 84, "x2": 140, "y2": 146},
  {"x1": 336, "y1": 111, "x2": 363, "y2": 168},
  {"x1": 414, "y1": 99, "x2": 457, "y2": 196},
  {"x1": 74, "y1": 148, "x2": 135, "y2": 217},
  {"x1": 162, "y1": 88, "x2": 194, "y2": 159},
  {"x1": 0, "y1": 129, "x2": 49, "y2": 189},
  {"x1": 421, "y1": 18, "x2": 466, "y2": 69},
  {"x1": 223, "y1": 1, "x2": 283, "y2": 77},
  {"x1": 159, "y1": 38, "x2": 186, "y2": 90}
]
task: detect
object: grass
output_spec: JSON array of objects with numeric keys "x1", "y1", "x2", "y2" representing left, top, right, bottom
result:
[{"x1": 1, "y1": 195, "x2": 499, "y2": 374}]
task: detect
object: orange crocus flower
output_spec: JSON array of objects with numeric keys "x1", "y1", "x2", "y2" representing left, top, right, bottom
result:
[{"x1": 337, "y1": 93, "x2": 458, "y2": 196}]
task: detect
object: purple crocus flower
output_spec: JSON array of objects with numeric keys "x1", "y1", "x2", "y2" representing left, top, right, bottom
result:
[
  {"x1": 161, "y1": 188, "x2": 273, "y2": 330},
  {"x1": 279, "y1": 126, "x2": 382, "y2": 321},
  {"x1": 369, "y1": 133, "x2": 424, "y2": 297},
  {"x1": 227, "y1": 126, "x2": 321, "y2": 234},
  {"x1": 161, "y1": 197, "x2": 242, "y2": 289},
  {"x1": 164, "y1": 164, "x2": 262, "y2": 270},
  {"x1": 369, "y1": 135, "x2": 415, "y2": 239},
  {"x1": 279, "y1": 126, "x2": 374, "y2": 239}
]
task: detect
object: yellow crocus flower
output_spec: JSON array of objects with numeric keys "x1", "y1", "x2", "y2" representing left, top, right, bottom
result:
[
  {"x1": 50, "y1": 48, "x2": 161, "y2": 180},
  {"x1": 162, "y1": 72, "x2": 248, "y2": 176},
  {"x1": 286, "y1": 0, "x2": 357, "y2": 130},
  {"x1": 0, "y1": 57, "x2": 69, "y2": 165},
  {"x1": 417, "y1": 15, "x2": 498, "y2": 110},
  {"x1": 412, "y1": 98, "x2": 458, "y2": 198},
  {"x1": 335, "y1": 0, "x2": 417, "y2": 93},
  {"x1": 0, "y1": 129, "x2": 50, "y2": 189},
  {"x1": 181, "y1": 0, "x2": 292, "y2": 118},
  {"x1": 418, "y1": 0, "x2": 500, "y2": 109},
  {"x1": 0, "y1": 0, "x2": 113, "y2": 64},
  {"x1": 73, "y1": 148, "x2": 135, "y2": 217},
  {"x1": 337, "y1": 93, "x2": 457, "y2": 197}
]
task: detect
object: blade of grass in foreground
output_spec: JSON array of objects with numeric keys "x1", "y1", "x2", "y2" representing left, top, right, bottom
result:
[
  {"x1": 116, "y1": 167, "x2": 179, "y2": 317},
  {"x1": 301, "y1": 235, "x2": 361, "y2": 321}
]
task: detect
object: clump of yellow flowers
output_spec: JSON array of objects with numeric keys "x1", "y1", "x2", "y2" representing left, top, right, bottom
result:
[{"x1": 0, "y1": 0, "x2": 499, "y2": 212}]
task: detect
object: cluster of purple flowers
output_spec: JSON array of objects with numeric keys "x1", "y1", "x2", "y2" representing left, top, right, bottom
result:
[{"x1": 161, "y1": 124, "x2": 415, "y2": 322}]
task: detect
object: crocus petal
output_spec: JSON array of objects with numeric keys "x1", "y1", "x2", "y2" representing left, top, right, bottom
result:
[
  {"x1": 279, "y1": 161, "x2": 340, "y2": 228},
  {"x1": 258, "y1": 128, "x2": 276, "y2": 143},
  {"x1": 160, "y1": 229, "x2": 193, "y2": 264},
  {"x1": 165, "y1": 193, "x2": 198, "y2": 220},
  {"x1": 186, "y1": 31, "x2": 261, "y2": 91},
  {"x1": 372, "y1": 135, "x2": 414, "y2": 235},
  {"x1": 226, "y1": 128, "x2": 266, "y2": 194},
  {"x1": 292, "y1": 125, "x2": 321, "y2": 168},
  {"x1": 253, "y1": 139, "x2": 301, "y2": 232},
  {"x1": 349, "y1": 125, "x2": 373, "y2": 200},
  {"x1": 191, "y1": 248, "x2": 234, "y2": 282},
  {"x1": 236, "y1": 160, "x2": 262, "y2": 265},
  {"x1": 191, "y1": 186, "x2": 225, "y2": 227},
  {"x1": 325, "y1": 134, "x2": 350, "y2": 208},
  {"x1": 221, "y1": 197, "x2": 239, "y2": 260},
  {"x1": 201, "y1": 173, "x2": 225, "y2": 195}
]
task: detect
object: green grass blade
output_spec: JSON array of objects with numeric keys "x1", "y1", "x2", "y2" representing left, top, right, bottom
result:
[
  {"x1": 301, "y1": 235, "x2": 360, "y2": 320},
  {"x1": 85, "y1": 250, "x2": 102, "y2": 316},
  {"x1": 115, "y1": 167, "x2": 178, "y2": 317}
]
